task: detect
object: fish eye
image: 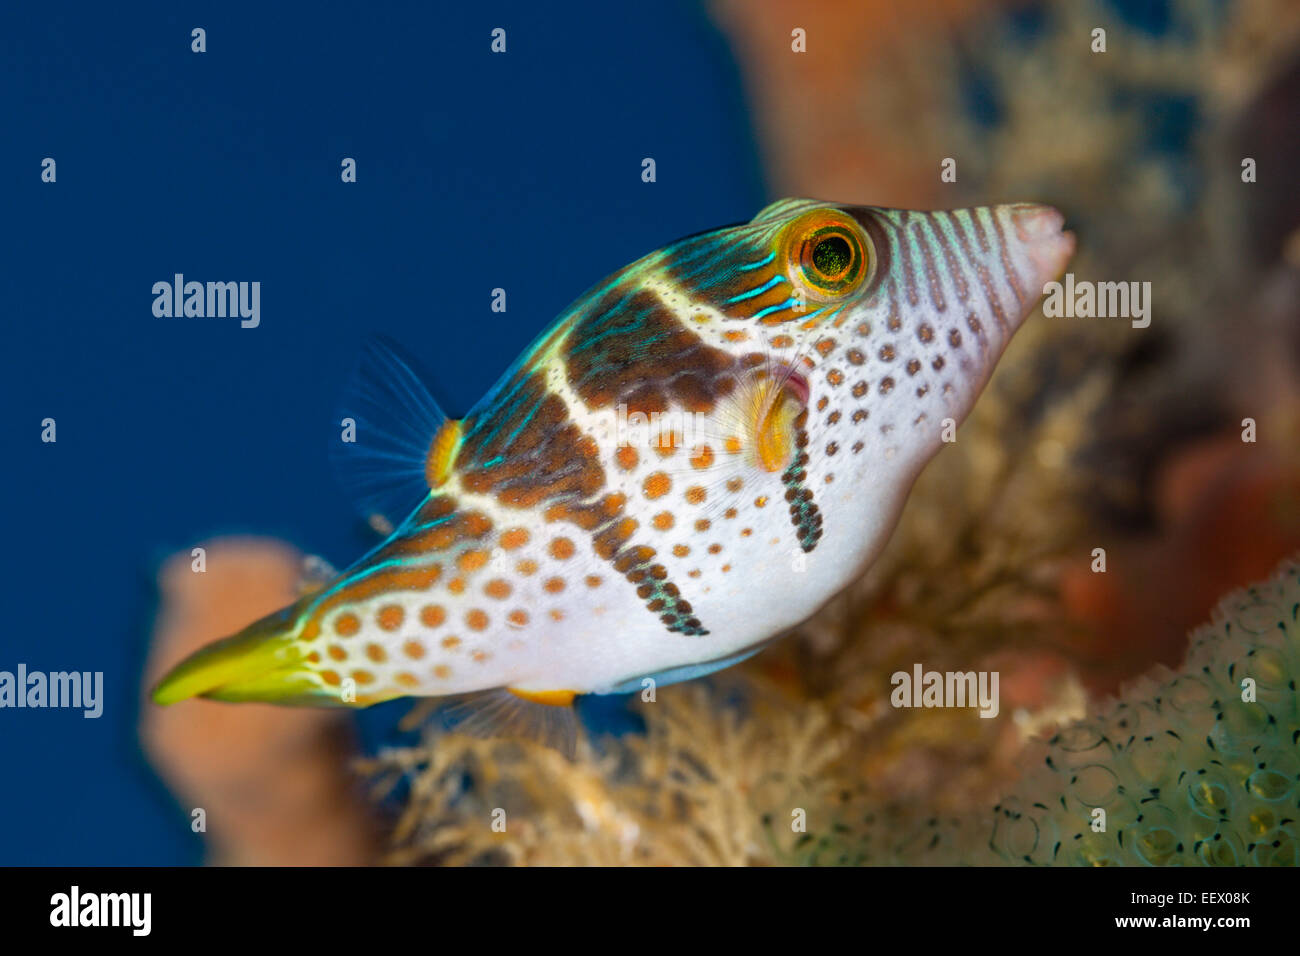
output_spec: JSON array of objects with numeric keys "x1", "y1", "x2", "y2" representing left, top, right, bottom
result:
[
  {"x1": 812, "y1": 235, "x2": 852, "y2": 278},
  {"x1": 784, "y1": 211, "x2": 871, "y2": 300}
]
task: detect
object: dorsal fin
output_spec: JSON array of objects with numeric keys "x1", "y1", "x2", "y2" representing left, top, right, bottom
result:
[
  {"x1": 330, "y1": 336, "x2": 450, "y2": 534},
  {"x1": 750, "y1": 197, "x2": 824, "y2": 223}
]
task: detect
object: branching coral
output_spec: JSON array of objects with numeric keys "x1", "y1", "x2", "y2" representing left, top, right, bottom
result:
[{"x1": 364, "y1": 684, "x2": 848, "y2": 866}]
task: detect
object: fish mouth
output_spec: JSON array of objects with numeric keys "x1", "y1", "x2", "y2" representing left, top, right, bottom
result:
[{"x1": 1007, "y1": 203, "x2": 1076, "y2": 290}]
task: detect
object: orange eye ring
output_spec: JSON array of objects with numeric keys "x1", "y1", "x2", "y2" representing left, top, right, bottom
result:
[{"x1": 783, "y1": 211, "x2": 871, "y2": 301}]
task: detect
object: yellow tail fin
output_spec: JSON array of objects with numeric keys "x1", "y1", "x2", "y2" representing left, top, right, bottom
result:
[{"x1": 151, "y1": 609, "x2": 320, "y2": 706}]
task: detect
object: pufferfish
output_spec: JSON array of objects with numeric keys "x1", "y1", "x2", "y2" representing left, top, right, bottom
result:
[{"x1": 153, "y1": 198, "x2": 1074, "y2": 750}]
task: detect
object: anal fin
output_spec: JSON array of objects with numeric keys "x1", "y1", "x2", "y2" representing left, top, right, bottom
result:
[{"x1": 438, "y1": 688, "x2": 580, "y2": 758}]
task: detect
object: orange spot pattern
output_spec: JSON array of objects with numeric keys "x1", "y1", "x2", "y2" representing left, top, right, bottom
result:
[
  {"x1": 690, "y1": 446, "x2": 714, "y2": 469},
  {"x1": 615, "y1": 446, "x2": 639, "y2": 471},
  {"x1": 643, "y1": 472, "x2": 671, "y2": 499},
  {"x1": 499, "y1": 527, "x2": 530, "y2": 550}
]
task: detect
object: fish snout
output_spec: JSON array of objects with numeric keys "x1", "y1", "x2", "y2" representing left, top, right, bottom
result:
[{"x1": 1005, "y1": 202, "x2": 1075, "y2": 298}]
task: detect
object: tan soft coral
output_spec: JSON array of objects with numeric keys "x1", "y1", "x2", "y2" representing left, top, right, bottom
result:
[
  {"x1": 365, "y1": 683, "x2": 848, "y2": 866},
  {"x1": 141, "y1": 538, "x2": 382, "y2": 866}
]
